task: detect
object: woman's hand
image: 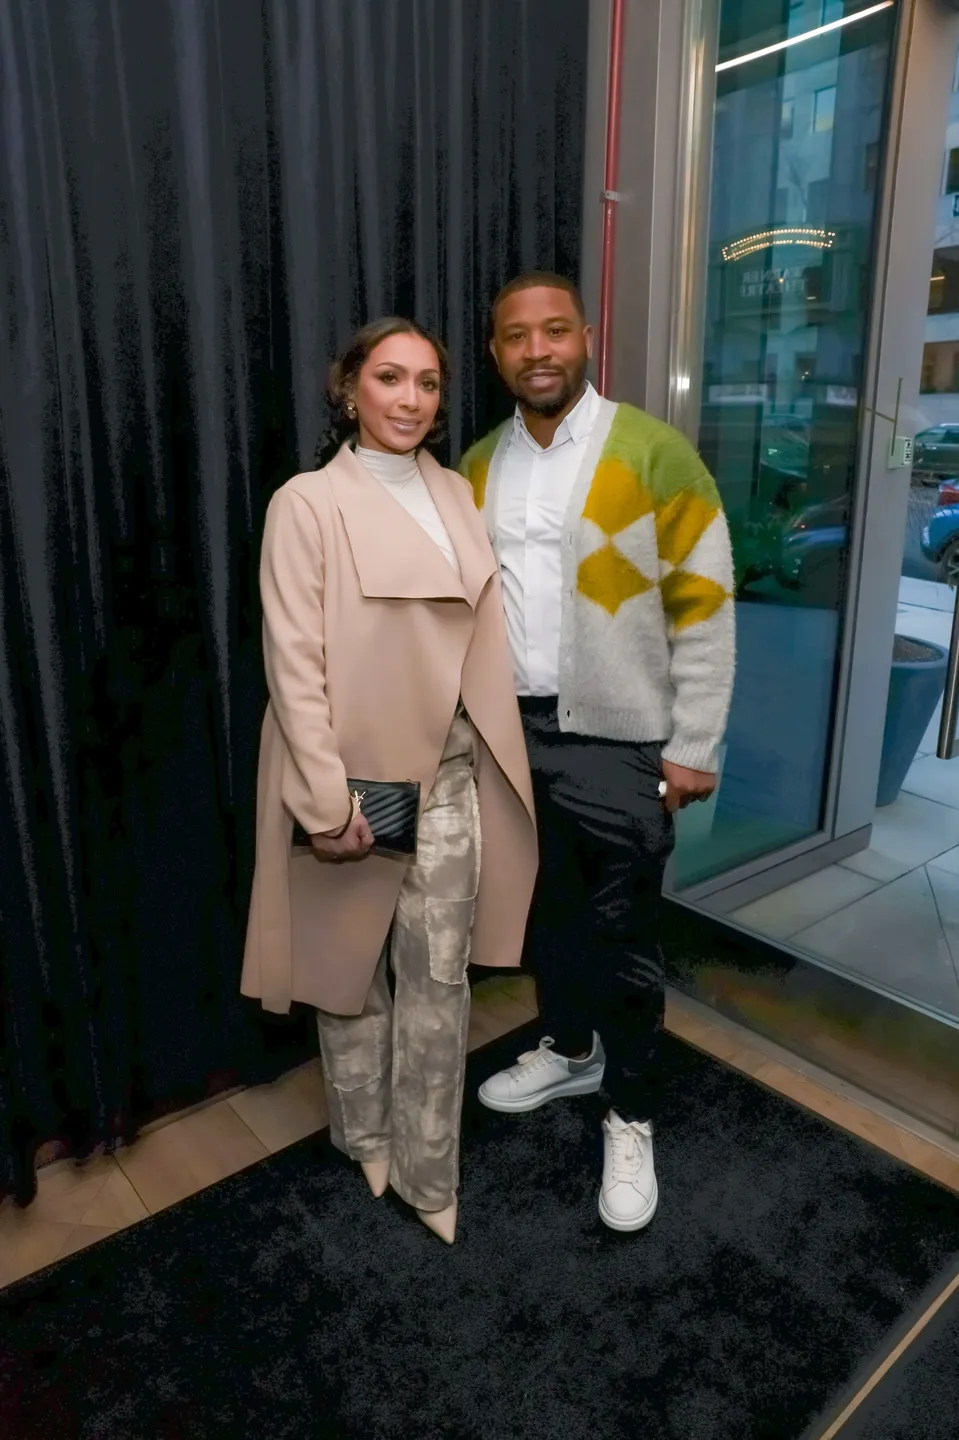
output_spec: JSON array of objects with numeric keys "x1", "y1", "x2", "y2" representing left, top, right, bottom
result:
[{"x1": 310, "y1": 807, "x2": 374, "y2": 863}]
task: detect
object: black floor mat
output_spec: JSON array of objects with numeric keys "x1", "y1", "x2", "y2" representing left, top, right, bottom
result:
[
  {"x1": 822, "y1": 1267, "x2": 959, "y2": 1439},
  {"x1": 3, "y1": 1023, "x2": 959, "y2": 1440}
]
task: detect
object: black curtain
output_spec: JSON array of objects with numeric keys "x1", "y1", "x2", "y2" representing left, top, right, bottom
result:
[{"x1": 0, "y1": 0, "x2": 588, "y2": 1204}]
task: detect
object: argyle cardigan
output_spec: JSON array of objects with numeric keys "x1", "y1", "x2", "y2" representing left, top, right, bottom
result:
[{"x1": 458, "y1": 398, "x2": 735, "y2": 772}]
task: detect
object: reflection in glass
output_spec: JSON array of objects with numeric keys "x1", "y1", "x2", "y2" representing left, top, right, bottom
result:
[
  {"x1": 908, "y1": 65, "x2": 959, "y2": 597},
  {"x1": 673, "y1": 0, "x2": 897, "y2": 887}
]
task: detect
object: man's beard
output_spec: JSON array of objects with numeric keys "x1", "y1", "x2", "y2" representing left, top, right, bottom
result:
[{"x1": 511, "y1": 357, "x2": 588, "y2": 416}]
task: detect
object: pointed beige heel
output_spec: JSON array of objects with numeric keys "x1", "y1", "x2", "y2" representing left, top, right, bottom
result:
[
  {"x1": 416, "y1": 1197, "x2": 458, "y2": 1245},
  {"x1": 360, "y1": 1159, "x2": 390, "y2": 1197}
]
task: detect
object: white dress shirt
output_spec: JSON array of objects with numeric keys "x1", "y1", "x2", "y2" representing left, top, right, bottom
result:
[
  {"x1": 492, "y1": 382, "x2": 601, "y2": 695},
  {"x1": 355, "y1": 445, "x2": 460, "y2": 577}
]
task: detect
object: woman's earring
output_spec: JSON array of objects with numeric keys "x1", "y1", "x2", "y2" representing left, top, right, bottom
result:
[{"x1": 345, "y1": 400, "x2": 357, "y2": 419}]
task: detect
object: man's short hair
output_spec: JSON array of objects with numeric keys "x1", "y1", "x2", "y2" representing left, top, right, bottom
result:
[{"x1": 490, "y1": 271, "x2": 586, "y2": 330}]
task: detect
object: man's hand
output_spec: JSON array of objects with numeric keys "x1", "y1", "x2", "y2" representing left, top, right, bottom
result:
[
  {"x1": 310, "y1": 807, "x2": 374, "y2": 863},
  {"x1": 661, "y1": 761, "x2": 716, "y2": 815}
]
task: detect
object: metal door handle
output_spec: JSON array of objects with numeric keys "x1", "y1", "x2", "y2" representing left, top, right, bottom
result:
[{"x1": 937, "y1": 584, "x2": 959, "y2": 758}]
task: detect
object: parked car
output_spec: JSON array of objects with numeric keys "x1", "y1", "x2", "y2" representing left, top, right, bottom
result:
[
  {"x1": 778, "y1": 495, "x2": 848, "y2": 595},
  {"x1": 920, "y1": 478, "x2": 959, "y2": 585},
  {"x1": 761, "y1": 425, "x2": 809, "y2": 484},
  {"x1": 902, "y1": 478, "x2": 941, "y2": 581},
  {"x1": 913, "y1": 425, "x2": 959, "y2": 483}
]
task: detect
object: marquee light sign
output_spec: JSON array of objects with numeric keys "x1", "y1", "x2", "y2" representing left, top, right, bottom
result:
[{"x1": 722, "y1": 227, "x2": 836, "y2": 263}]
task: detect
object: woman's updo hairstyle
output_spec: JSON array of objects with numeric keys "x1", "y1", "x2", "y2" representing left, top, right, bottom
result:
[{"x1": 314, "y1": 316, "x2": 451, "y2": 467}]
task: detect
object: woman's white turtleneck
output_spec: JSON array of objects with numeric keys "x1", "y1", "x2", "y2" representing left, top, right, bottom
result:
[{"x1": 355, "y1": 446, "x2": 460, "y2": 578}]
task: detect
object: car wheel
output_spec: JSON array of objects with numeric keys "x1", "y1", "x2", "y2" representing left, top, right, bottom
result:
[{"x1": 941, "y1": 540, "x2": 959, "y2": 587}]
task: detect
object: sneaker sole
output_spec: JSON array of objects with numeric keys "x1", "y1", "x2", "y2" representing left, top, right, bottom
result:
[
  {"x1": 598, "y1": 1178, "x2": 659, "y2": 1233},
  {"x1": 477, "y1": 1070, "x2": 604, "y2": 1113}
]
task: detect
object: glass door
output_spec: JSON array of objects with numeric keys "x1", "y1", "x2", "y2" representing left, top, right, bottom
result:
[
  {"x1": 662, "y1": 0, "x2": 959, "y2": 1133},
  {"x1": 672, "y1": 0, "x2": 900, "y2": 890}
]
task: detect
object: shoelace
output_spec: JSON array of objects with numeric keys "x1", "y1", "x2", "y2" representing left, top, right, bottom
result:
[
  {"x1": 608, "y1": 1125, "x2": 645, "y2": 1183},
  {"x1": 508, "y1": 1037, "x2": 559, "y2": 1078}
]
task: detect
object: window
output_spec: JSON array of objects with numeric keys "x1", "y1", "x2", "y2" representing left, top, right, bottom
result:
[
  {"x1": 928, "y1": 250, "x2": 959, "y2": 314},
  {"x1": 791, "y1": 0, "x2": 828, "y2": 17},
  {"x1": 930, "y1": 270, "x2": 946, "y2": 312},
  {"x1": 804, "y1": 266, "x2": 824, "y2": 304},
  {"x1": 807, "y1": 178, "x2": 830, "y2": 223},
  {"x1": 863, "y1": 141, "x2": 879, "y2": 193},
  {"x1": 945, "y1": 147, "x2": 959, "y2": 195},
  {"x1": 813, "y1": 86, "x2": 836, "y2": 134},
  {"x1": 687, "y1": 0, "x2": 896, "y2": 888},
  {"x1": 795, "y1": 354, "x2": 817, "y2": 385}
]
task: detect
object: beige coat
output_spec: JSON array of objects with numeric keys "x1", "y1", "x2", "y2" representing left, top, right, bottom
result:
[{"x1": 241, "y1": 444, "x2": 537, "y2": 1016}]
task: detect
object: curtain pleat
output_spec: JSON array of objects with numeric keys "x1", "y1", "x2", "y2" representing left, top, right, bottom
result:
[{"x1": 0, "y1": 0, "x2": 588, "y2": 1204}]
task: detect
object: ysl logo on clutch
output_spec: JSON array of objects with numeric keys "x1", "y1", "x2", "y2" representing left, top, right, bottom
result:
[{"x1": 351, "y1": 790, "x2": 367, "y2": 811}]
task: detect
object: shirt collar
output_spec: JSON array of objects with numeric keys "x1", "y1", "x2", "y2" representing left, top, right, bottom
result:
[{"x1": 512, "y1": 380, "x2": 600, "y2": 453}]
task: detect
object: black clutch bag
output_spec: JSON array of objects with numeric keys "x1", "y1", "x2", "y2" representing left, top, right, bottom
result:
[{"x1": 291, "y1": 779, "x2": 421, "y2": 857}]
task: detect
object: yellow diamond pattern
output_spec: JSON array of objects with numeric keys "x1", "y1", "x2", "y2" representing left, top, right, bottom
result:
[
  {"x1": 660, "y1": 571, "x2": 729, "y2": 632},
  {"x1": 656, "y1": 489, "x2": 719, "y2": 568},
  {"x1": 578, "y1": 460, "x2": 656, "y2": 615},
  {"x1": 578, "y1": 544, "x2": 652, "y2": 616},
  {"x1": 582, "y1": 458, "x2": 654, "y2": 536}
]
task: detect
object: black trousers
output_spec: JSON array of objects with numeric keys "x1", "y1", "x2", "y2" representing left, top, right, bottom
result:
[{"x1": 519, "y1": 697, "x2": 675, "y2": 1125}]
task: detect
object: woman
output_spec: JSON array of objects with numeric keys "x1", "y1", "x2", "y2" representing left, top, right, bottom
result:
[{"x1": 241, "y1": 318, "x2": 537, "y2": 1244}]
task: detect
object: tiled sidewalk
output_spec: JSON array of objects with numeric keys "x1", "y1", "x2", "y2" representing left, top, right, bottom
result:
[{"x1": 729, "y1": 579, "x2": 959, "y2": 1020}]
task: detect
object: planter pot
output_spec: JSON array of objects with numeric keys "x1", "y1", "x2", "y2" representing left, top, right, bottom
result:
[{"x1": 876, "y1": 634, "x2": 948, "y2": 807}]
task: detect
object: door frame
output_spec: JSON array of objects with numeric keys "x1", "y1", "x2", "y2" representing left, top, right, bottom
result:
[
  {"x1": 580, "y1": 0, "x2": 959, "y2": 1134},
  {"x1": 580, "y1": 0, "x2": 959, "y2": 912}
]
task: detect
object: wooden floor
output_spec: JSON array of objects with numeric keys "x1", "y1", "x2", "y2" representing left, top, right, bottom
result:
[{"x1": 3, "y1": 976, "x2": 959, "y2": 1291}]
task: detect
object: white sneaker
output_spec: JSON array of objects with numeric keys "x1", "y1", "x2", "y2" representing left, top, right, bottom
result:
[
  {"x1": 598, "y1": 1111, "x2": 658, "y2": 1232},
  {"x1": 477, "y1": 1034, "x2": 605, "y2": 1113}
]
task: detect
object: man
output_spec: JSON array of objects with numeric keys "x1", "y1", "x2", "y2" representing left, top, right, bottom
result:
[{"x1": 459, "y1": 272, "x2": 735, "y2": 1232}]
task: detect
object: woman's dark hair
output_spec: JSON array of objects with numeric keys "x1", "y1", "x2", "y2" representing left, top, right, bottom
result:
[{"x1": 314, "y1": 317, "x2": 450, "y2": 467}]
